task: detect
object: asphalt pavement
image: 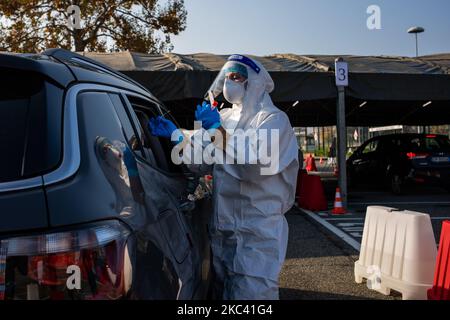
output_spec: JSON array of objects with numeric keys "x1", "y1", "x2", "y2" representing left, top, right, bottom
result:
[
  {"x1": 308, "y1": 160, "x2": 450, "y2": 244},
  {"x1": 279, "y1": 207, "x2": 398, "y2": 300},
  {"x1": 317, "y1": 176, "x2": 450, "y2": 246},
  {"x1": 279, "y1": 159, "x2": 450, "y2": 300}
]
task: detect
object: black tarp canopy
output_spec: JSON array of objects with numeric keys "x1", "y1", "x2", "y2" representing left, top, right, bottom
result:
[{"x1": 83, "y1": 52, "x2": 450, "y2": 127}]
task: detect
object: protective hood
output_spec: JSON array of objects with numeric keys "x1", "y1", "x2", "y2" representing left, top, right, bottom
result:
[
  {"x1": 210, "y1": 56, "x2": 297, "y2": 175},
  {"x1": 207, "y1": 55, "x2": 276, "y2": 131}
]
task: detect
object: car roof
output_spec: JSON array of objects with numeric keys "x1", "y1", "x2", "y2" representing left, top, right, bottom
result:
[
  {"x1": 0, "y1": 49, "x2": 156, "y2": 100},
  {"x1": 0, "y1": 52, "x2": 75, "y2": 87}
]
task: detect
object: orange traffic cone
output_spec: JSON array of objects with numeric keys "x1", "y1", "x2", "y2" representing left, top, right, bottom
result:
[
  {"x1": 306, "y1": 154, "x2": 318, "y2": 172},
  {"x1": 332, "y1": 187, "x2": 346, "y2": 215}
]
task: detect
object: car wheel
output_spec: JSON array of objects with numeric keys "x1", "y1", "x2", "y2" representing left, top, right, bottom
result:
[{"x1": 390, "y1": 173, "x2": 403, "y2": 195}]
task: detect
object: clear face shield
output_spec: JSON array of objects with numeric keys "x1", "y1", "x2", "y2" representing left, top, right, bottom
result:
[
  {"x1": 205, "y1": 61, "x2": 249, "y2": 106},
  {"x1": 205, "y1": 55, "x2": 262, "y2": 106}
]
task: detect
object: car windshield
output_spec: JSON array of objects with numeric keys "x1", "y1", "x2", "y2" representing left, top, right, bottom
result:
[{"x1": 0, "y1": 69, "x2": 63, "y2": 183}]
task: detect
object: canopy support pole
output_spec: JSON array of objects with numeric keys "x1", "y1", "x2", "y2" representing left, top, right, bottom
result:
[
  {"x1": 335, "y1": 58, "x2": 349, "y2": 208},
  {"x1": 336, "y1": 86, "x2": 348, "y2": 208}
]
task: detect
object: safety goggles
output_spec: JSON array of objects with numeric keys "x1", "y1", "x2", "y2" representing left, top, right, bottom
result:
[
  {"x1": 206, "y1": 59, "x2": 251, "y2": 101},
  {"x1": 226, "y1": 72, "x2": 248, "y2": 83}
]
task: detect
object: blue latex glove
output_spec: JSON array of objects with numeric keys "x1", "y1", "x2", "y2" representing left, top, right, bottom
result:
[
  {"x1": 195, "y1": 101, "x2": 221, "y2": 130},
  {"x1": 148, "y1": 116, "x2": 177, "y2": 138},
  {"x1": 148, "y1": 116, "x2": 183, "y2": 144}
]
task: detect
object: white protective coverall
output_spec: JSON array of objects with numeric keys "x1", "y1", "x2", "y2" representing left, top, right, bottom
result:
[{"x1": 184, "y1": 55, "x2": 299, "y2": 299}]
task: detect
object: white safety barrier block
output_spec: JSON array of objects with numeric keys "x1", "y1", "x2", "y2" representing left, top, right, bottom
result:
[{"x1": 354, "y1": 206, "x2": 437, "y2": 300}]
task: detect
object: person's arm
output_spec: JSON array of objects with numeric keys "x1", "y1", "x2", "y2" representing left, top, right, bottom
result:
[{"x1": 222, "y1": 112, "x2": 299, "y2": 181}]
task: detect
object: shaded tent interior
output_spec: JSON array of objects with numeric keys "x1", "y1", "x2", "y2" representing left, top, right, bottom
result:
[{"x1": 83, "y1": 52, "x2": 450, "y2": 128}]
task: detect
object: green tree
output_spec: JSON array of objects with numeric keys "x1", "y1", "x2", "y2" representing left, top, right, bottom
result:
[{"x1": 0, "y1": 0, "x2": 187, "y2": 53}]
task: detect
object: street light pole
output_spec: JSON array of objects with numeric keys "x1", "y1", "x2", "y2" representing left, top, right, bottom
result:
[
  {"x1": 407, "y1": 26, "x2": 425, "y2": 58},
  {"x1": 415, "y1": 33, "x2": 418, "y2": 57},
  {"x1": 407, "y1": 26, "x2": 425, "y2": 133}
]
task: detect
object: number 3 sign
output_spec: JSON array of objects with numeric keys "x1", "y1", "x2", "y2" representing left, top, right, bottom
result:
[{"x1": 335, "y1": 61, "x2": 349, "y2": 87}]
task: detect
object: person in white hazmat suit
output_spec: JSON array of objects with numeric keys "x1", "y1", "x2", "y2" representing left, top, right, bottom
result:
[{"x1": 149, "y1": 55, "x2": 299, "y2": 300}]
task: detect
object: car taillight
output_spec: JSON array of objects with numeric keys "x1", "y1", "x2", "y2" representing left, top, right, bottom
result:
[
  {"x1": 406, "y1": 152, "x2": 429, "y2": 160},
  {"x1": 0, "y1": 220, "x2": 132, "y2": 300}
]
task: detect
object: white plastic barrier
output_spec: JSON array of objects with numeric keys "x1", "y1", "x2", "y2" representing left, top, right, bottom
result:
[{"x1": 354, "y1": 206, "x2": 437, "y2": 300}]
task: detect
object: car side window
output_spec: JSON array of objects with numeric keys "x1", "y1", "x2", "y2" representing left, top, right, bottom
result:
[
  {"x1": 108, "y1": 93, "x2": 146, "y2": 159},
  {"x1": 123, "y1": 95, "x2": 182, "y2": 174},
  {"x1": 383, "y1": 138, "x2": 400, "y2": 153},
  {"x1": 392, "y1": 138, "x2": 401, "y2": 148},
  {"x1": 362, "y1": 140, "x2": 379, "y2": 154},
  {"x1": 78, "y1": 92, "x2": 127, "y2": 142},
  {"x1": 77, "y1": 92, "x2": 137, "y2": 174},
  {"x1": 425, "y1": 138, "x2": 441, "y2": 151},
  {"x1": 407, "y1": 138, "x2": 422, "y2": 152}
]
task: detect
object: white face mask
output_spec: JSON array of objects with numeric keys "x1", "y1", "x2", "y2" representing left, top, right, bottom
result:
[{"x1": 223, "y1": 78, "x2": 246, "y2": 105}]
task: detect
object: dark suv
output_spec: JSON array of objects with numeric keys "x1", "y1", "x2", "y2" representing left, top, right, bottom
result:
[
  {"x1": 0, "y1": 49, "x2": 211, "y2": 300},
  {"x1": 347, "y1": 133, "x2": 450, "y2": 194}
]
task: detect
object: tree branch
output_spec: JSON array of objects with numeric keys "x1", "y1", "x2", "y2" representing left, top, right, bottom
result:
[{"x1": 116, "y1": 8, "x2": 154, "y2": 26}]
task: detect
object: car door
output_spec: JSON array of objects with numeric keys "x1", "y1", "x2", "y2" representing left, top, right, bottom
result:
[
  {"x1": 380, "y1": 137, "x2": 402, "y2": 177},
  {"x1": 351, "y1": 138, "x2": 381, "y2": 181},
  {"x1": 44, "y1": 88, "x2": 188, "y2": 299},
  {"x1": 120, "y1": 93, "x2": 211, "y2": 299}
]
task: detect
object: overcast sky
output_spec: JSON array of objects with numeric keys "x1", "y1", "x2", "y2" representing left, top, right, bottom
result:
[{"x1": 171, "y1": 0, "x2": 450, "y2": 57}]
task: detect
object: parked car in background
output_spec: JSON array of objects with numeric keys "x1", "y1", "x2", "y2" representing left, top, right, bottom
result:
[
  {"x1": 347, "y1": 133, "x2": 450, "y2": 194},
  {"x1": 0, "y1": 49, "x2": 211, "y2": 300}
]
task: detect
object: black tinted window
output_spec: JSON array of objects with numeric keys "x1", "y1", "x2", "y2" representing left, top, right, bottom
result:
[
  {"x1": 402, "y1": 135, "x2": 450, "y2": 152},
  {"x1": 108, "y1": 93, "x2": 145, "y2": 157},
  {"x1": 125, "y1": 95, "x2": 181, "y2": 173},
  {"x1": 0, "y1": 69, "x2": 62, "y2": 182},
  {"x1": 362, "y1": 139, "x2": 379, "y2": 154}
]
